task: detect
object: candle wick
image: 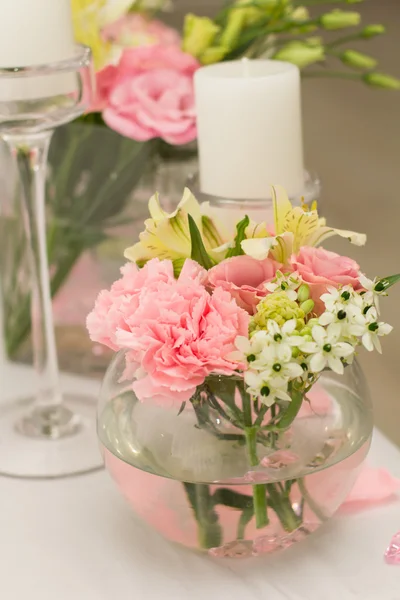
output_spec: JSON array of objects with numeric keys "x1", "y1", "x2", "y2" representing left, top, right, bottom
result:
[{"x1": 242, "y1": 57, "x2": 250, "y2": 78}]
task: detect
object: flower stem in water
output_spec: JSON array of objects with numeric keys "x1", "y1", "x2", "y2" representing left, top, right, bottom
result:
[{"x1": 245, "y1": 426, "x2": 269, "y2": 529}]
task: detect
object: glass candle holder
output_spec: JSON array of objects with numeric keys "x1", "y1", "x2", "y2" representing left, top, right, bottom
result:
[
  {"x1": 0, "y1": 45, "x2": 102, "y2": 478},
  {"x1": 187, "y1": 170, "x2": 321, "y2": 224}
]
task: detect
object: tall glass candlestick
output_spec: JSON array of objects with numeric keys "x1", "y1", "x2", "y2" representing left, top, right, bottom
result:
[{"x1": 0, "y1": 46, "x2": 102, "y2": 478}]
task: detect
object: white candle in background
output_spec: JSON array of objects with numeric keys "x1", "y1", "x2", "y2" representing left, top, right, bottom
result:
[
  {"x1": 0, "y1": 0, "x2": 75, "y2": 67},
  {"x1": 0, "y1": 0, "x2": 76, "y2": 100},
  {"x1": 194, "y1": 60, "x2": 304, "y2": 201}
]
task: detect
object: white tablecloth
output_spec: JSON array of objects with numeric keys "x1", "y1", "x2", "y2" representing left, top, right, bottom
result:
[{"x1": 1, "y1": 362, "x2": 399, "y2": 600}]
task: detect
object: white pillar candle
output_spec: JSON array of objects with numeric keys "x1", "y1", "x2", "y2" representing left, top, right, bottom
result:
[
  {"x1": 194, "y1": 60, "x2": 304, "y2": 201},
  {"x1": 0, "y1": 0, "x2": 76, "y2": 100},
  {"x1": 0, "y1": 0, "x2": 75, "y2": 68}
]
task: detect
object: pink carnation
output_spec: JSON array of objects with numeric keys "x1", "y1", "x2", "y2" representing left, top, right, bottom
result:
[
  {"x1": 291, "y1": 247, "x2": 361, "y2": 313},
  {"x1": 87, "y1": 260, "x2": 174, "y2": 351},
  {"x1": 207, "y1": 255, "x2": 283, "y2": 314},
  {"x1": 96, "y1": 45, "x2": 199, "y2": 145},
  {"x1": 87, "y1": 258, "x2": 249, "y2": 406}
]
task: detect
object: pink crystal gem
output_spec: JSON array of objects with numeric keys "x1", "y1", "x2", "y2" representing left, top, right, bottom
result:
[
  {"x1": 385, "y1": 531, "x2": 400, "y2": 565},
  {"x1": 244, "y1": 470, "x2": 269, "y2": 483},
  {"x1": 261, "y1": 450, "x2": 299, "y2": 469},
  {"x1": 253, "y1": 535, "x2": 280, "y2": 555},
  {"x1": 209, "y1": 540, "x2": 253, "y2": 559}
]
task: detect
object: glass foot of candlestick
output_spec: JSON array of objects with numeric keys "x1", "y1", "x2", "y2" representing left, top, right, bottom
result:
[
  {"x1": 0, "y1": 395, "x2": 99, "y2": 478},
  {"x1": 0, "y1": 46, "x2": 103, "y2": 478}
]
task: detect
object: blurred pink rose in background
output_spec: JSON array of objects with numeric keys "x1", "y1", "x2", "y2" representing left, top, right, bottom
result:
[
  {"x1": 94, "y1": 45, "x2": 199, "y2": 145},
  {"x1": 103, "y1": 14, "x2": 180, "y2": 49},
  {"x1": 207, "y1": 255, "x2": 283, "y2": 314},
  {"x1": 291, "y1": 247, "x2": 361, "y2": 313},
  {"x1": 91, "y1": 65, "x2": 118, "y2": 112}
]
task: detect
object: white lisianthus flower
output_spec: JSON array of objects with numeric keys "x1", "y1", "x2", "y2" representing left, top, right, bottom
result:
[{"x1": 299, "y1": 324, "x2": 354, "y2": 375}]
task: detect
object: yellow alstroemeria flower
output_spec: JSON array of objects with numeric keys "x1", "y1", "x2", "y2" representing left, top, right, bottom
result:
[
  {"x1": 241, "y1": 185, "x2": 366, "y2": 262},
  {"x1": 124, "y1": 188, "x2": 229, "y2": 272},
  {"x1": 71, "y1": 0, "x2": 133, "y2": 68}
]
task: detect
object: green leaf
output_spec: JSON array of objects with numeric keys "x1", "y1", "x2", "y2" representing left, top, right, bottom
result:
[
  {"x1": 213, "y1": 488, "x2": 253, "y2": 510},
  {"x1": 226, "y1": 215, "x2": 250, "y2": 258},
  {"x1": 276, "y1": 387, "x2": 304, "y2": 430},
  {"x1": 237, "y1": 505, "x2": 254, "y2": 540},
  {"x1": 177, "y1": 401, "x2": 186, "y2": 416},
  {"x1": 375, "y1": 274, "x2": 400, "y2": 292},
  {"x1": 188, "y1": 214, "x2": 214, "y2": 270}
]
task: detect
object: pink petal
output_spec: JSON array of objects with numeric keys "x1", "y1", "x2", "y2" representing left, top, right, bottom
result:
[
  {"x1": 103, "y1": 107, "x2": 156, "y2": 141},
  {"x1": 341, "y1": 466, "x2": 400, "y2": 512}
]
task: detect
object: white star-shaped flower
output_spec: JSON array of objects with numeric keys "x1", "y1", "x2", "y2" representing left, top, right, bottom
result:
[
  {"x1": 264, "y1": 272, "x2": 302, "y2": 302},
  {"x1": 358, "y1": 274, "x2": 389, "y2": 313},
  {"x1": 244, "y1": 371, "x2": 291, "y2": 406},
  {"x1": 298, "y1": 323, "x2": 354, "y2": 375}
]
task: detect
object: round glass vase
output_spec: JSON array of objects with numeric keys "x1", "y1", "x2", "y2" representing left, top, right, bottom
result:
[{"x1": 98, "y1": 351, "x2": 373, "y2": 559}]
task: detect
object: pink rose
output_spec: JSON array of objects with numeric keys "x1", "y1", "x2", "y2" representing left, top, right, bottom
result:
[
  {"x1": 290, "y1": 247, "x2": 361, "y2": 313},
  {"x1": 102, "y1": 14, "x2": 181, "y2": 48},
  {"x1": 91, "y1": 65, "x2": 118, "y2": 112},
  {"x1": 207, "y1": 255, "x2": 283, "y2": 314},
  {"x1": 101, "y1": 45, "x2": 199, "y2": 145},
  {"x1": 87, "y1": 258, "x2": 249, "y2": 406}
]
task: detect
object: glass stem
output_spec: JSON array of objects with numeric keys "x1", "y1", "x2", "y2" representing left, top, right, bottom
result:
[{"x1": 4, "y1": 132, "x2": 79, "y2": 439}]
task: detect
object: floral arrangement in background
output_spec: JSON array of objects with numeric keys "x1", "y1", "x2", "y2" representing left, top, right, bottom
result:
[
  {"x1": 87, "y1": 185, "x2": 400, "y2": 535},
  {"x1": 72, "y1": 0, "x2": 400, "y2": 146}
]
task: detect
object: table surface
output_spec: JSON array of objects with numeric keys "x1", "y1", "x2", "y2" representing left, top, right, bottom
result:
[{"x1": 1, "y1": 362, "x2": 400, "y2": 600}]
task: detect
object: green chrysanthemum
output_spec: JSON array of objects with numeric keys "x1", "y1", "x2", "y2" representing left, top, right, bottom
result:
[{"x1": 251, "y1": 291, "x2": 306, "y2": 332}]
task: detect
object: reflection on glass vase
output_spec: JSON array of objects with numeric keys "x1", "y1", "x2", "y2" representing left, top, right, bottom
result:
[
  {"x1": 98, "y1": 350, "x2": 373, "y2": 558},
  {"x1": 0, "y1": 133, "x2": 199, "y2": 379},
  {"x1": 0, "y1": 122, "x2": 156, "y2": 378}
]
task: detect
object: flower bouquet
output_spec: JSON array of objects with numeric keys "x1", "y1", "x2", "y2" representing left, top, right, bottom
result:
[
  {"x1": 88, "y1": 187, "x2": 400, "y2": 557},
  {"x1": 2, "y1": 0, "x2": 399, "y2": 372}
]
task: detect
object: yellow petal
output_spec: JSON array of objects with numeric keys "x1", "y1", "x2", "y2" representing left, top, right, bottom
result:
[
  {"x1": 178, "y1": 187, "x2": 203, "y2": 227},
  {"x1": 272, "y1": 185, "x2": 293, "y2": 235},
  {"x1": 148, "y1": 192, "x2": 167, "y2": 223},
  {"x1": 308, "y1": 226, "x2": 367, "y2": 247},
  {"x1": 281, "y1": 207, "x2": 320, "y2": 253},
  {"x1": 99, "y1": 0, "x2": 133, "y2": 27},
  {"x1": 269, "y1": 232, "x2": 294, "y2": 264}
]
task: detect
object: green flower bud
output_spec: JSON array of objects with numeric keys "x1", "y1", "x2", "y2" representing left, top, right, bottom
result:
[
  {"x1": 220, "y1": 9, "x2": 247, "y2": 50},
  {"x1": 290, "y1": 7, "x2": 310, "y2": 22},
  {"x1": 299, "y1": 327, "x2": 312, "y2": 337},
  {"x1": 274, "y1": 41, "x2": 325, "y2": 69},
  {"x1": 320, "y1": 10, "x2": 361, "y2": 30},
  {"x1": 182, "y1": 14, "x2": 221, "y2": 60},
  {"x1": 307, "y1": 318, "x2": 319, "y2": 328},
  {"x1": 363, "y1": 72, "x2": 400, "y2": 90},
  {"x1": 201, "y1": 46, "x2": 228, "y2": 65},
  {"x1": 300, "y1": 299, "x2": 315, "y2": 315},
  {"x1": 251, "y1": 291, "x2": 305, "y2": 332},
  {"x1": 297, "y1": 284, "x2": 310, "y2": 303},
  {"x1": 341, "y1": 50, "x2": 377, "y2": 71},
  {"x1": 361, "y1": 24, "x2": 385, "y2": 38}
]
